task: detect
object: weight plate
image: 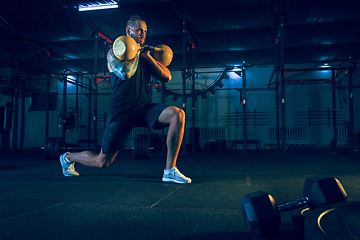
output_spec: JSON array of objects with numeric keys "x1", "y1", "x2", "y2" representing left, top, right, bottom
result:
[
  {"x1": 133, "y1": 137, "x2": 141, "y2": 159},
  {"x1": 139, "y1": 137, "x2": 144, "y2": 158},
  {"x1": 139, "y1": 136, "x2": 144, "y2": 158},
  {"x1": 54, "y1": 137, "x2": 64, "y2": 159},
  {"x1": 133, "y1": 137, "x2": 138, "y2": 159},
  {"x1": 44, "y1": 137, "x2": 64, "y2": 160},
  {"x1": 141, "y1": 136, "x2": 149, "y2": 159},
  {"x1": 44, "y1": 137, "x2": 55, "y2": 159},
  {"x1": 304, "y1": 201, "x2": 360, "y2": 240},
  {"x1": 133, "y1": 136, "x2": 149, "y2": 159}
]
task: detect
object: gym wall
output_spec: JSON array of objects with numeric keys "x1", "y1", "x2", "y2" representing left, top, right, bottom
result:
[{"x1": 1, "y1": 65, "x2": 359, "y2": 150}]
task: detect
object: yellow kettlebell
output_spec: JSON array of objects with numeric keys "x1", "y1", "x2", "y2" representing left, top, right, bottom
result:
[{"x1": 112, "y1": 36, "x2": 173, "y2": 66}]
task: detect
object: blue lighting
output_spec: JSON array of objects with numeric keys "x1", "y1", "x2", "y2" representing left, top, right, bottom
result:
[
  {"x1": 79, "y1": 1, "x2": 118, "y2": 11},
  {"x1": 320, "y1": 63, "x2": 331, "y2": 68}
]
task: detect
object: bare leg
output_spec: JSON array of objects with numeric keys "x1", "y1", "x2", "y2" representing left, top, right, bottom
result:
[
  {"x1": 66, "y1": 149, "x2": 118, "y2": 168},
  {"x1": 158, "y1": 106, "x2": 185, "y2": 170}
]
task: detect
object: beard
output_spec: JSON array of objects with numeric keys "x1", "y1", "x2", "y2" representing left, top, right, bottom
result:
[{"x1": 130, "y1": 33, "x2": 145, "y2": 47}]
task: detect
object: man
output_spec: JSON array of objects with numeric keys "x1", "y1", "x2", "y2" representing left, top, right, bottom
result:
[{"x1": 59, "y1": 15, "x2": 191, "y2": 184}]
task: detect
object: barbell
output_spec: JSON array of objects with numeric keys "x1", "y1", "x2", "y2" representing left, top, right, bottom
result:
[
  {"x1": 240, "y1": 176, "x2": 347, "y2": 239},
  {"x1": 112, "y1": 35, "x2": 173, "y2": 66},
  {"x1": 43, "y1": 136, "x2": 150, "y2": 160}
]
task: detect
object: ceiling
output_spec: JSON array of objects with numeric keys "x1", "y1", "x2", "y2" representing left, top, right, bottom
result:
[{"x1": 1, "y1": 0, "x2": 360, "y2": 76}]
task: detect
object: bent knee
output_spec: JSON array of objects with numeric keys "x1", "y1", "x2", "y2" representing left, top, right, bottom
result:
[
  {"x1": 169, "y1": 106, "x2": 185, "y2": 121},
  {"x1": 95, "y1": 157, "x2": 114, "y2": 168},
  {"x1": 101, "y1": 163, "x2": 110, "y2": 168},
  {"x1": 159, "y1": 106, "x2": 185, "y2": 125},
  {"x1": 95, "y1": 151, "x2": 117, "y2": 168},
  {"x1": 177, "y1": 108, "x2": 185, "y2": 120}
]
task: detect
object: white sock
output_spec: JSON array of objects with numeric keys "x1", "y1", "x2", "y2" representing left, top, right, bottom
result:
[{"x1": 64, "y1": 153, "x2": 72, "y2": 163}]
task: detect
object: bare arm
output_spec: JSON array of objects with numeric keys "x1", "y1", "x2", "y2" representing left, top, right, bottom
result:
[
  {"x1": 107, "y1": 48, "x2": 139, "y2": 80},
  {"x1": 140, "y1": 50, "x2": 172, "y2": 83}
]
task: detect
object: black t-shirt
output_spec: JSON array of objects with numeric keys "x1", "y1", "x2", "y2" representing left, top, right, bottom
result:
[{"x1": 108, "y1": 57, "x2": 151, "y2": 117}]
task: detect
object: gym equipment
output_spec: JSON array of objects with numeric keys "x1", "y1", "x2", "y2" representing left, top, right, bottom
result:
[
  {"x1": 133, "y1": 135, "x2": 149, "y2": 159},
  {"x1": 241, "y1": 176, "x2": 347, "y2": 239},
  {"x1": 43, "y1": 136, "x2": 150, "y2": 160},
  {"x1": 44, "y1": 137, "x2": 65, "y2": 160},
  {"x1": 112, "y1": 35, "x2": 173, "y2": 66},
  {"x1": 4, "y1": 102, "x2": 13, "y2": 131},
  {"x1": 241, "y1": 191, "x2": 281, "y2": 239},
  {"x1": 304, "y1": 201, "x2": 360, "y2": 240},
  {"x1": 290, "y1": 207, "x2": 311, "y2": 238}
]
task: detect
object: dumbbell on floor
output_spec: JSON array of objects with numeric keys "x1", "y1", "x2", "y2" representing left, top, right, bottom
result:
[{"x1": 240, "y1": 176, "x2": 347, "y2": 239}]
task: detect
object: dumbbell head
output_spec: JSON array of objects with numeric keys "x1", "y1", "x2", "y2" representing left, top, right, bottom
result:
[
  {"x1": 241, "y1": 176, "x2": 347, "y2": 238},
  {"x1": 277, "y1": 176, "x2": 347, "y2": 212},
  {"x1": 241, "y1": 191, "x2": 281, "y2": 239},
  {"x1": 303, "y1": 176, "x2": 347, "y2": 209}
]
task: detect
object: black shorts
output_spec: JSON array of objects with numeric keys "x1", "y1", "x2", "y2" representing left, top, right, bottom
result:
[{"x1": 101, "y1": 103, "x2": 169, "y2": 154}]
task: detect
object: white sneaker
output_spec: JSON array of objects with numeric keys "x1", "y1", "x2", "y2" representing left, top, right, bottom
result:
[
  {"x1": 162, "y1": 167, "x2": 191, "y2": 184},
  {"x1": 59, "y1": 152, "x2": 79, "y2": 177}
]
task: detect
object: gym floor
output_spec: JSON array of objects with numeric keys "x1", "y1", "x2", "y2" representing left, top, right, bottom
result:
[{"x1": 0, "y1": 149, "x2": 359, "y2": 240}]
